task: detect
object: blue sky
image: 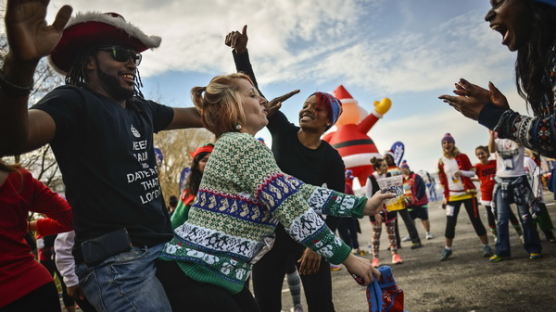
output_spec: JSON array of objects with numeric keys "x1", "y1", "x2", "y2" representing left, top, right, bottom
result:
[{"x1": 45, "y1": 0, "x2": 528, "y2": 180}]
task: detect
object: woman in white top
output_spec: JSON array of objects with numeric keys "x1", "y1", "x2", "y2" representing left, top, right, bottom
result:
[{"x1": 488, "y1": 132, "x2": 543, "y2": 262}]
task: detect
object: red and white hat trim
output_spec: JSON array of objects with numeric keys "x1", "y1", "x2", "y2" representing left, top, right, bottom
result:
[{"x1": 49, "y1": 12, "x2": 161, "y2": 75}]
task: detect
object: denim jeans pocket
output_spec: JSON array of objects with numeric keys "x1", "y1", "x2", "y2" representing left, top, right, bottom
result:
[{"x1": 110, "y1": 247, "x2": 149, "y2": 264}]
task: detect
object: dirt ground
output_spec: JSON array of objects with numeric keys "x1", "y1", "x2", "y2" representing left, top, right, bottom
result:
[{"x1": 279, "y1": 193, "x2": 556, "y2": 312}]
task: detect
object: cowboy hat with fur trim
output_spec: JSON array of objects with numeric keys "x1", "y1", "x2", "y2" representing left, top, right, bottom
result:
[{"x1": 49, "y1": 12, "x2": 161, "y2": 75}]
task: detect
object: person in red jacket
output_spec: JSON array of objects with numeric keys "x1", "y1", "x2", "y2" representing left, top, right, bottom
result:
[
  {"x1": 437, "y1": 133, "x2": 492, "y2": 261},
  {"x1": 0, "y1": 161, "x2": 73, "y2": 311},
  {"x1": 474, "y1": 145, "x2": 522, "y2": 239},
  {"x1": 401, "y1": 161, "x2": 433, "y2": 240}
]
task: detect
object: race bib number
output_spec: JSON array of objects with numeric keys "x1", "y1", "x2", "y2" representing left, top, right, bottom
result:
[{"x1": 446, "y1": 205, "x2": 455, "y2": 217}]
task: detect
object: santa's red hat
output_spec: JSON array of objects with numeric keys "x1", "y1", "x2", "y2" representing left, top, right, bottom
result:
[
  {"x1": 49, "y1": 12, "x2": 161, "y2": 75},
  {"x1": 333, "y1": 85, "x2": 357, "y2": 105}
]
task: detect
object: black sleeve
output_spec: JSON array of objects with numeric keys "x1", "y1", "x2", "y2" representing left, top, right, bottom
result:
[
  {"x1": 368, "y1": 175, "x2": 380, "y2": 196},
  {"x1": 232, "y1": 50, "x2": 265, "y2": 99},
  {"x1": 143, "y1": 100, "x2": 175, "y2": 133},
  {"x1": 326, "y1": 148, "x2": 345, "y2": 193},
  {"x1": 32, "y1": 86, "x2": 85, "y2": 145},
  {"x1": 267, "y1": 110, "x2": 296, "y2": 137},
  {"x1": 415, "y1": 174, "x2": 427, "y2": 200}
]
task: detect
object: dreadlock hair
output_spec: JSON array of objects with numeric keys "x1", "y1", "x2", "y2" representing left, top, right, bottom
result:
[
  {"x1": 516, "y1": 1, "x2": 556, "y2": 115},
  {"x1": 65, "y1": 46, "x2": 146, "y2": 99}
]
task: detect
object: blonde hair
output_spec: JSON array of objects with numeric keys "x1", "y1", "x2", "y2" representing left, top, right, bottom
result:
[
  {"x1": 191, "y1": 73, "x2": 253, "y2": 137},
  {"x1": 443, "y1": 146, "x2": 460, "y2": 158}
]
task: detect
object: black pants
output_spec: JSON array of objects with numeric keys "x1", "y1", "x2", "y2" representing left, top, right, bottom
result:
[
  {"x1": 1, "y1": 282, "x2": 60, "y2": 312},
  {"x1": 395, "y1": 209, "x2": 421, "y2": 245},
  {"x1": 445, "y1": 198, "x2": 487, "y2": 239},
  {"x1": 535, "y1": 202, "x2": 555, "y2": 240},
  {"x1": 156, "y1": 260, "x2": 259, "y2": 312},
  {"x1": 252, "y1": 226, "x2": 335, "y2": 312}
]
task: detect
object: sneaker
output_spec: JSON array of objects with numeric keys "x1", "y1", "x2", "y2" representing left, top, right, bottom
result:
[
  {"x1": 482, "y1": 245, "x2": 494, "y2": 257},
  {"x1": 330, "y1": 264, "x2": 342, "y2": 271},
  {"x1": 440, "y1": 248, "x2": 452, "y2": 261},
  {"x1": 410, "y1": 242, "x2": 422, "y2": 249},
  {"x1": 489, "y1": 254, "x2": 504, "y2": 263},
  {"x1": 425, "y1": 232, "x2": 434, "y2": 240},
  {"x1": 401, "y1": 235, "x2": 411, "y2": 242},
  {"x1": 292, "y1": 304, "x2": 304, "y2": 312},
  {"x1": 529, "y1": 253, "x2": 543, "y2": 260},
  {"x1": 371, "y1": 257, "x2": 380, "y2": 268},
  {"x1": 392, "y1": 253, "x2": 403, "y2": 264}
]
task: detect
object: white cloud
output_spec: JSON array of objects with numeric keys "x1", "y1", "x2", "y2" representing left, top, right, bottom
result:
[
  {"x1": 38, "y1": 1, "x2": 515, "y2": 97},
  {"x1": 310, "y1": 9, "x2": 515, "y2": 94},
  {"x1": 47, "y1": 0, "x2": 377, "y2": 78},
  {"x1": 369, "y1": 85, "x2": 530, "y2": 173}
]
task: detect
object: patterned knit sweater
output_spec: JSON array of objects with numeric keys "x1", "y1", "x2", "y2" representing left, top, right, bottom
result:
[
  {"x1": 479, "y1": 43, "x2": 556, "y2": 157},
  {"x1": 161, "y1": 132, "x2": 367, "y2": 294}
]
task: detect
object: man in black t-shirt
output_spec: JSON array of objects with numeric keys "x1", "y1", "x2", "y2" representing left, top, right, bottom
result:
[{"x1": 0, "y1": 3, "x2": 202, "y2": 311}]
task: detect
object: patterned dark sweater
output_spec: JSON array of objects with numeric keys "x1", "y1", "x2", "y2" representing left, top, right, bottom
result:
[
  {"x1": 479, "y1": 43, "x2": 556, "y2": 157},
  {"x1": 161, "y1": 132, "x2": 367, "y2": 293}
]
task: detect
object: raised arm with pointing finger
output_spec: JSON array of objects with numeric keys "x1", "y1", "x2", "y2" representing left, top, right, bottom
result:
[{"x1": 225, "y1": 25, "x2": 369, "y2": 312}]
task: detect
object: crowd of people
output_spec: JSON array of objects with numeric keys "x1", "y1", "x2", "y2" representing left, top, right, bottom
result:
[{"x1": 1, "y1": 0, "x2": 556, "y2": 311}]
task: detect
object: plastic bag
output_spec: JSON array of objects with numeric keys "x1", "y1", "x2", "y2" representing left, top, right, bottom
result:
[{"x1": 366, "y1": 266, "x2": 404, "y2": 312}]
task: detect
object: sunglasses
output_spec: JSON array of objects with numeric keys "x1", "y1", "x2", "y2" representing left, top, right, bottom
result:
[{"x1": 98, "y1": 46, "x2": 142, "y2": 66}]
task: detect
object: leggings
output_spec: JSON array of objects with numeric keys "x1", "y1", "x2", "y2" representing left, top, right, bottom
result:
[
  {"x1": 252, "y1": 226, "x2": 335, "y2": 312},
  {"x1": 156, "y1": 260, "x2": 259, "y2": 312},
  {"x1": 1, "y1": 282, "x2": 60, "y2": 312},
  {"x1": 370, "y1": 213, "x2": 397, "y2": 257},
  {"x1": 445, "y1": 197, "x2": 487, "y2": 239}
]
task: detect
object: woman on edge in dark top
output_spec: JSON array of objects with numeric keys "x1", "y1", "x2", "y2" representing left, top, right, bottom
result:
[
  {"x1": 440, "y1": 0, "x2": 556, "y2": 158},
  {"x1": 225, "y1": 25, "x2": 347, "y2": 312}
]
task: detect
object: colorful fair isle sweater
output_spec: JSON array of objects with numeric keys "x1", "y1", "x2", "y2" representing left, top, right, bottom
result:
[
  {"x1": 479, "y1": 43, "x2": 556, "y2": 157},
  {"x1": 161, "y1": 132, "x2": 367, "y2": 294}
]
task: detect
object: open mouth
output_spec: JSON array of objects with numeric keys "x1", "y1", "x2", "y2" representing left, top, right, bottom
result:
[
  {"x1": 300, "y1": 113, "x2": 314, "y2": 122},
  {"x1": 490, "y1": 24, "x2": 510, "y2": 45},
  {"x1": 120, "y1": 73, "x2": 136, "y2": 84}
]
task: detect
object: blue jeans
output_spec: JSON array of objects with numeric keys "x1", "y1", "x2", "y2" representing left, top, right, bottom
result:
[
  {"x1": 495, "y1": 189, "x2": 542, "y2": 257},
  {"x1": 76, "y1": 243, "x2": 172, "y2": 312}
]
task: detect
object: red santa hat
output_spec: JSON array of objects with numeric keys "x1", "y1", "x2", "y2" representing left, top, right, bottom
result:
[
  {"x1": 333, "y1": 85, "x2": 358, "y2": 105},
  {"x1": 49, "y1": 12, "x2": 161, "y2": 75}
]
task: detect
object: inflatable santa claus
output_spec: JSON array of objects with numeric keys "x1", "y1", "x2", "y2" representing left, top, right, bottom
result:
[{"x1": 322, "y1": 85, "x2": 391, "y2": 186}]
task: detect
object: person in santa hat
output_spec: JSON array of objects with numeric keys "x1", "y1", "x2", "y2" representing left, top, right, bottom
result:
[
  {"x1": 170, "y1": 144, "x2": 213, "y2": 229},
  {"x1": 0, "y1": 1, "x2": 204, "y2": 311},
  {"x1": 401, "y1": 161, "x2": 433, "y2": 240}
]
